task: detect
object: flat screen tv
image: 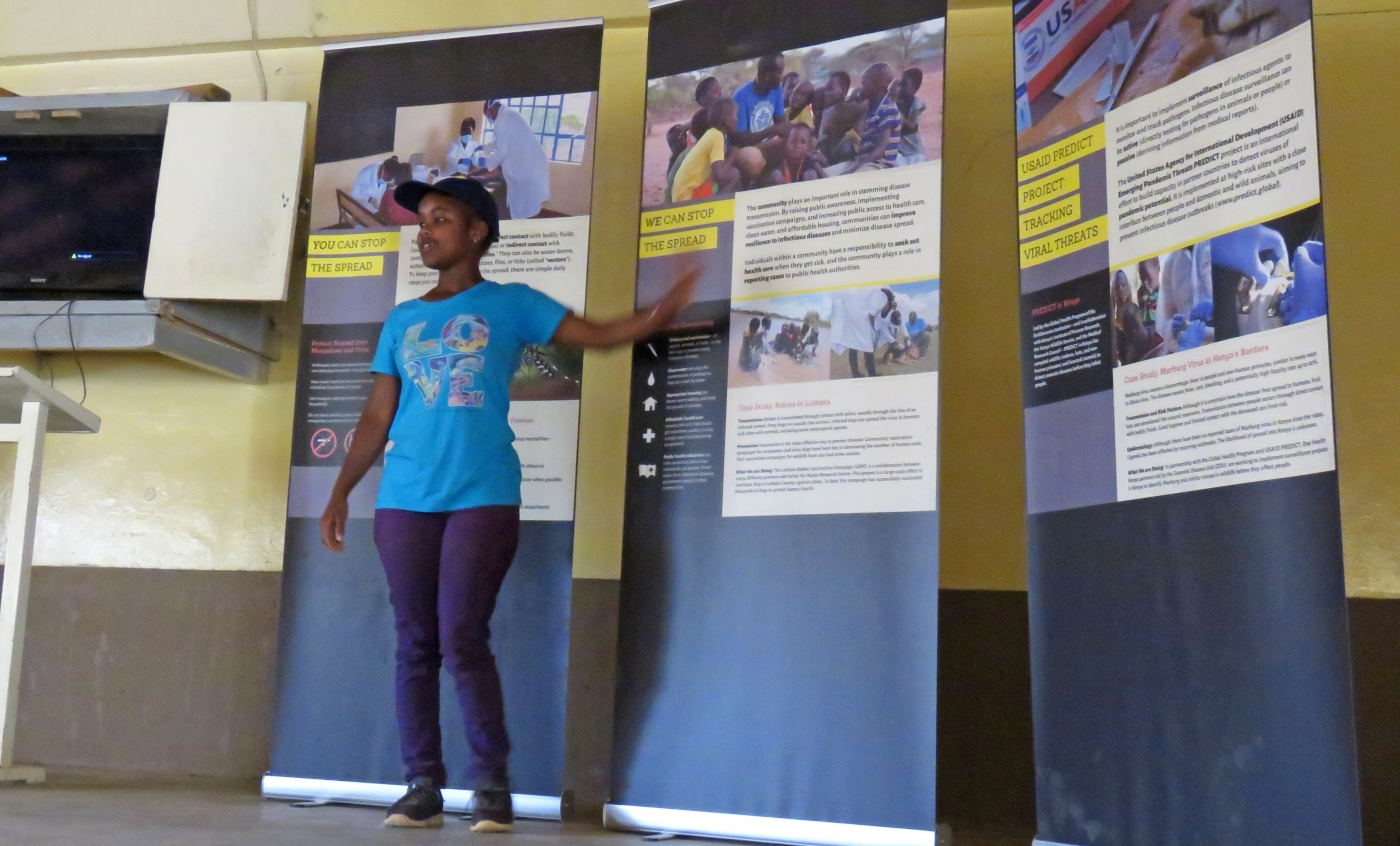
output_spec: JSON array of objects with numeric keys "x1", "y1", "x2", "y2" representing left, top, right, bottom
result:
[{"x1": 0, "y1": 135, "x2": 163, "y2": 297}]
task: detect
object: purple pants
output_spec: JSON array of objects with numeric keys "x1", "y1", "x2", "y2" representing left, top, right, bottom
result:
[{"x1": 374, "y1": 506, "x2": 520, "y2": 786}]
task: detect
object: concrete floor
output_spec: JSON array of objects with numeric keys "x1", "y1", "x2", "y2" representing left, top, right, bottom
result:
[
  {"x1": 0, "y1": 777, "x2": 629, "y2": 846},
  {"x1": 0, "y1": 774, "x2": 1027, "y2": 846}
]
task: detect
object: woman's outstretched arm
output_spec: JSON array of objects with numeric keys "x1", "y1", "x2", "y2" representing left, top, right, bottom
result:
[{"x1": 552, "y1": 262, "x2": 699, "y2": 349}]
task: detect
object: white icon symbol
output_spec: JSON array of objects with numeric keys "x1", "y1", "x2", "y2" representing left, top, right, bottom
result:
[
  {"x1": 638, "y1": 464, "x2": 657, "y2": 478},
  {"x1": 647, "y1": 372, "x2": 656, "y2": 386},
  {"x1": 642, "y1": 396, "x2": 657, "y2": 412},
  {"x1": 642, "y1": 429, "x2": 656, "y2": 444}
]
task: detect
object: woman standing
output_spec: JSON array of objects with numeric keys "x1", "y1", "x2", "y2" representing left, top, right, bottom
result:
[{"x1": 321, "y1": 175, "x2": 695, "y2": 832}]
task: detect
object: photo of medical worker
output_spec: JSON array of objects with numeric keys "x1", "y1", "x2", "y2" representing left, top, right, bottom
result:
[
  {"x1": 728, "y1": 279, "x2": 940, "y2": 388},
  {"x1": 1110, "y1": 203, "x2": 1325, "y2": 366},
  {"x1": 1015, "y1": 0, "x2": 1310, "y2": 149},
  {"x1": 642, "y1": 21, "x2": 944, "y2": 209},
  {"x1": 310, "y1": 93, "x2": 596, "y2": 230}
]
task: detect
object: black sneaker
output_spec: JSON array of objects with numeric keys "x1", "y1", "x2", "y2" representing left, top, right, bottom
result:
[
  {"x1": 470, "y1": 775, "x2": 514, "y2": 833},
  {"x1": 384, "y1": 776, "x2": 445, "y2": 828}
]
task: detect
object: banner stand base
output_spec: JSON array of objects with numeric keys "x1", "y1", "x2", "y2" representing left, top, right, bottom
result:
[
  {"x1": 261, "y1": 775, "x2": 561, "y2": 820},
  {"x1": 604, "y1": 803, "x2": 938, "y2": 846}
]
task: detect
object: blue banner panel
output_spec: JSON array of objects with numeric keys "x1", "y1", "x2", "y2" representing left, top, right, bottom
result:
[
  {"x1": 1009, "y1": 0, "x2": 1362, "y2": 839},
  {"x1": 613, "y1": 0, "x2": 947, "y2": 834},
  {"x1": 270, "y1": 22, "x2": 603, "y2": 799}
]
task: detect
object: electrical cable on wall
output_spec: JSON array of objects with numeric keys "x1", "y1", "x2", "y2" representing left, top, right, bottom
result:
[
  {"x1": 30, "y1": 300, "x2": 87, "y2": 406},
  {"x1": 246, "y1": 0, "x2": 269, "y2": 101}
]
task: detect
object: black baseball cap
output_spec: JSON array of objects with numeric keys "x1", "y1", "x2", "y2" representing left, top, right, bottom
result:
[{"x1": 393, "y1": 175, "x2": 500, "y2": 244}]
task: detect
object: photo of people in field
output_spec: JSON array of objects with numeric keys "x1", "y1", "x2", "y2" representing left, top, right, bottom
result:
[
  {"x1": 310, "y1": 93, "x2": 596, "y2": 230},
  {"x1": 729, "y1": 279, "x2": 940, "y2": 388},
  {"x1": 643, "y1": 20, "x2": 944, "y2": 209},
  {"x1": 1110, "y1": 204, "x2": 1325, "y2": 366},
  {"x1": 1014, "y1": 0, "x2": 1310, "y2": 149}
]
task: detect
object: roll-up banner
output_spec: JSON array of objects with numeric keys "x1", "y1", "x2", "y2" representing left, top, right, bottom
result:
[
  {"x1": 1010, "y1": 0, "x2": 1361, "y2": 842},
  {"x1": 266, "y1": 21, "x2": 603, "y2": 813},
  {"x1": 610, "y1": 2, "x2": 946, "y2": 844}
]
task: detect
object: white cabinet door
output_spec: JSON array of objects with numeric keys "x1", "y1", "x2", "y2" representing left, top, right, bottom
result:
[{"x1": 144, "y1": 101, "x2": 307, "y2": 301}]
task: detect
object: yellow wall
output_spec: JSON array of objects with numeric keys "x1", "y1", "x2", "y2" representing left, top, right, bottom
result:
[
  {"x1": 0, "y1": 3, "x2": 650, "y2": 576},
  {"x1": 1313, "y1": 2, "x2": 1400, "y2": 598},
  {"x1": 937, "y1": 2, "x2": 1028, "y2": 591},
  {"x1": 0, "y1": 47, "x2": 321, "y2": 571},
  {"x1": 0, "y1": 0, "x2": 1393, "y2": 597}
]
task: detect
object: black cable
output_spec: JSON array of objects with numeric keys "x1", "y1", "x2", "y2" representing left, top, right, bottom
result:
[
  {"x1": 65, "y1": 301, "x2": 86, "y2": 405},
  {"x1": 31, "y1": 301, "x2": 65, "y2": 352},
  {"x1": 31, "y1": 301, "x2": 67, "y2": 388},
  {"x1": 30, "y1": 300, "x2": 87, "y2": 405}
]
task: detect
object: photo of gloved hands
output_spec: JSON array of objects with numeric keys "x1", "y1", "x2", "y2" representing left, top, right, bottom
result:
[
  {"x1": 1110, "y1": 204, "x2": 1325, "y2": 368},
  {"x1": 1209, "y1": 208, "x2": 1327, "y2": 338},
  {"x1": 1174, "y1": 301, "x2": 1215, "y2": 351},
  {"x1": 1279, "y1": 240, "x2": 1327, "y2": 324}
]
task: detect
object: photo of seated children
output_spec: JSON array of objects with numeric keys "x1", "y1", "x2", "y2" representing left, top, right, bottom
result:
[{"x1": 642, "y1": 20, "x2": 945, "y2": 209}]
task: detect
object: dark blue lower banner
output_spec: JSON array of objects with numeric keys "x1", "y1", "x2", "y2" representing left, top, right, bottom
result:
[
  {"x1": 1028, "y1": 473, "x2": 1360, "y2": 845},
  {"x1": 614, "y1": 508, "x2": 940, "y2": 829},
  {"x1": 269, "y1": 519, "x2": 572, "y2": 797}
]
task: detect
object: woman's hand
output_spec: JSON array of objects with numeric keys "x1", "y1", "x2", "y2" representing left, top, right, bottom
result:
[
  {"x1": 318, "y1": 373, "x2": 400, "y2": 554},
  {"x1": 1210, "y1": 225, "x2": 1288, "y2": 290},
  {"x1": 321, "y1": 494, "x2": 349, "y2": 553},
  {"x1": 646, "y1": 258, "x2": 701, "y2": 331}
]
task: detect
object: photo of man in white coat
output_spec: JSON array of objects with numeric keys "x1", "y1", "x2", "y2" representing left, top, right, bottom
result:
[{"x1": 476, "y1": 99, "x2": 551, "y2": 219}]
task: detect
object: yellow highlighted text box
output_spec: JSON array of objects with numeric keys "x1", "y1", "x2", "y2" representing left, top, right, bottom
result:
[
  {"x1": 307, "y1": 254, "x2": 385, "y2": 277},
  {"x1": 1018, "y1": 164, "x2": 1080, "y2": 211},
  {"x1": 639, "y1": 226, "x2": 719, "y2": 259},
  {"x1": 640, "y1": 199, "x2": 734, "y2": 234},
  {"x1": 308, "y1": 231, "x2": 401, "y2": 255},
  {"x1": 1019, "y1": 215, "x2": 1107, "y2": 269},
  {"x1": 1019, "y1": 194, "x2": 1082, "y2": 240},
  {"x1": 1018, "y1": 124, "x2": 1105, "y2": 183}
]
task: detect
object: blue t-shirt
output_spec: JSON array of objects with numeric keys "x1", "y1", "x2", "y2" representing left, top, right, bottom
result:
[
  {"x1": 907, "y1": 317, "x2": 928, "y2": 335},
  {"x1": 370, "y1": 281, "x2": 569, "y2": 512},
  {"x1": 732, "y1": 80, "x2": 784, "y2": 134}
]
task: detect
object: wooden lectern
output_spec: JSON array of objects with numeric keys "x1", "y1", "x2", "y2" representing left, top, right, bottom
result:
[{"x1": 0, "y1": 367, "x2": 100, "y2": 783}]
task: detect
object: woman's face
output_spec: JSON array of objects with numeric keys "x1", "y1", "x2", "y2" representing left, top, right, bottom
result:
[
  {"x1": 1112, "y1": 274, "x2": 1131, "y2": 303},
  {"x1": 416, "y1": 193, "x2": 486, "y2": 270}
]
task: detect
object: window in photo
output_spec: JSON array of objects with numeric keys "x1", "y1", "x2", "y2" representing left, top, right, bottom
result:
[{"x1": 485, "y1": 93, "x2": 592, "y2": 164}]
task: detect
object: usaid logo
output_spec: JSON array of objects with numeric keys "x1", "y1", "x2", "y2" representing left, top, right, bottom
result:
[{"x1": 1021, "y1": 31, "x2": 1045, "y2": 70}]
